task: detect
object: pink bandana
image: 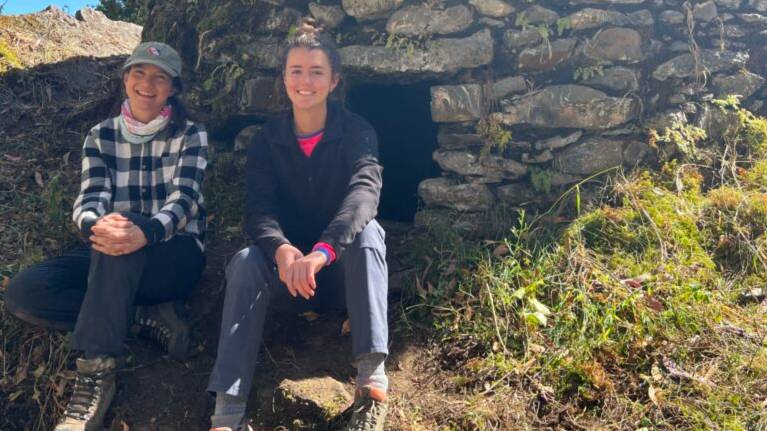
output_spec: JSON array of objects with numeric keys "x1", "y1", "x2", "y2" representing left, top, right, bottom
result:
[{"x1": 120, "y1": 99, "x2": 172, "y2": 142}]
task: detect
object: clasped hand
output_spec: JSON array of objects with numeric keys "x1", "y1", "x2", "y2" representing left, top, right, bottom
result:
[
  {"x1": 89, "y1": 213, "x2": 148, "y2": 256},
  {"x1": 274, "y1": 244, "x2": 327, "y2": 300}
]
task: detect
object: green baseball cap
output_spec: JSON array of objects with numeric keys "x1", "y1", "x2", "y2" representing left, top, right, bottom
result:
[{"x1": 123, "y1": 42, "x2": 182, "y2": 77}]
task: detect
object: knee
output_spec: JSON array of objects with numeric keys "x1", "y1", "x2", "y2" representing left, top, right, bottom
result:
[
  {"x1": 349, "y1": 220, "x2": 386, "y2": 256},
  {"x1": 225, "y1": 246, "x2": 271, "y2": 288},
  {"x1": 5, "y1": 270, "x2": 38, "y2": 315}
]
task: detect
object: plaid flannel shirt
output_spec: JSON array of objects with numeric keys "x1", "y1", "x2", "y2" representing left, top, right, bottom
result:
[{"x1": 72, "y1": 116, "x2": 208, "y2": 250}]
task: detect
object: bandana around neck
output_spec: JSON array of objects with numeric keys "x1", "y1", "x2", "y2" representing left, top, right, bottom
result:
[{"x1": 119, "y1": 99, "x2": 172, "y2": 144}]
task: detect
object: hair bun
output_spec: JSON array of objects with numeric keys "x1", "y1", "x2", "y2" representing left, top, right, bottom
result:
[{"x1": 295, "y1": 17, "x2": 324, "y2": 38}]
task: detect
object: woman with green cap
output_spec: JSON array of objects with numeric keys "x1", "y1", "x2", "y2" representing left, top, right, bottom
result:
[{"x1": 5, "y1": 41, "x2": 208, "y2": 431}]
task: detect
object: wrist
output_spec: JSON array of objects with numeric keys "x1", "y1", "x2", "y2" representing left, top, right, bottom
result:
[
  {"x1": 311, "y1": 242, "x2": 336, "y2": 266},
  {"x1": 313, "y1": 249, "x2": 330, "y2": 266}
]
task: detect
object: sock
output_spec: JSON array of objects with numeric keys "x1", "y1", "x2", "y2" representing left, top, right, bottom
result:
[
  {"x1": 355, "y1": 352, "x2": 388, "y2": 393},
  {"x1": 211, "y1": 392, "x2": 247, "y2": 430}
]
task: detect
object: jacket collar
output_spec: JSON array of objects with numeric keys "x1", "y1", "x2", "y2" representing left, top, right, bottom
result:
[{"x1": 275, "y1": 101, "x2": 344, "y2": 146}]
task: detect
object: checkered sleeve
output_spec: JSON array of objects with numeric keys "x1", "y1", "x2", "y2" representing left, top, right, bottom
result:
[
  {"x1": 151, "y1": 125, "x2": 208, "y2": 241},
  {"x1": 72, "y1": 127, "x2": 112, "y2": 233}
]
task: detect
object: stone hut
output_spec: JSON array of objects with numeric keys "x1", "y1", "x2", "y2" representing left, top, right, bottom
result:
[{"x1": 143, "y1": 0, "x2": 767, "y2": 226}]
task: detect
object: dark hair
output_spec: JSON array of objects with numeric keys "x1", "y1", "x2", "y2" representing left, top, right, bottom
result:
[
  {"x1": 114, "y1": 66, "x2": 191, "y2": 134},
  {"x1": 278, "y1": 18, "x2": 345, "y2": 102}
]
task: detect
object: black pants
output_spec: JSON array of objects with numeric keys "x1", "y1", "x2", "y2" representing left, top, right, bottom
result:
[{"x1": 5, "y1": 235, "x2": 205, "y2": 357}]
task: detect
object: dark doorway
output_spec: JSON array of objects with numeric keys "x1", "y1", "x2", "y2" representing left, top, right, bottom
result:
[{"x1": 347, "y1": 82, "x2": 441, "y2": 222}]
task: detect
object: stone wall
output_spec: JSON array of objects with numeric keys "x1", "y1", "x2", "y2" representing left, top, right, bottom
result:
[{"x1": 144, "y1": 0, "x2": 767, "y2": 222}]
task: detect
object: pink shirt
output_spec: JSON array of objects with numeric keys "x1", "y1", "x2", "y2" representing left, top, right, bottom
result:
[{"x1": 297, "y1": 130, "x2": 324, "y2": 157}]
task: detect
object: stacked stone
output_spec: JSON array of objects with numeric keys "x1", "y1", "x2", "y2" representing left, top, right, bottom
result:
[{"x1": 144, "y1": 0, "x2": 767, "y2": 221}]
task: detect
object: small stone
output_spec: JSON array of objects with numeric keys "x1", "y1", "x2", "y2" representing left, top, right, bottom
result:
[
  {"x1": 550, "y1": 172, "x2": 582, "y2": 186},
  {"x1": 739, "y1": 13, "x2": 767, "y2": 24},
  {"x1": 715, "y1": 0, "x2": 742, "y2": 9},
  {"x1": 660, "y1": 10, "x2": 685, "y2": 24},
  {"x1": 534, "y1": 131, "x2": 583, "y2": 151},
  {"x1": 491, "y1": 75, "x2": 527, "y2": 99},
  {"x1": 308, "y1": 3, "x2": 346, "y2": 29},
  {"x1": 713, "y1": 70, "x2": 766, "y2": 98},
  {"x1": 570, "y1": 0, "x2": 645, "y2": 3},
  {"x1": 554, "y1": 137, "x2": 626, "y2": 175},
  {"x1": 480, "y1": 17, "x2": 506, "y2": 27},
  {"x1": 518, "y1": 38, "x2": 577, "y2": 72},
  {"x1": 518, "y1": 5, "x2": 560, "y2": 25},
  {"x1": 582, "y1": 66, "x2": 640, "y2": 93},
  {"x1": 628, "y1": 9, "x2": 654, "y2": 26},
  {"x1": 240, "y1": 77, "x2": 282, "y2": 113},
  {"x1": 624, "y1": 139, "x2": 652, "y2": 165},
  {"x1": 433, "y1": 150, "x2": 526, "y2": 180},
  {"x1": 521, "y1": 150, "x2": 554, "y2": 163},
  {"x1": 644, "y1": 110, "x2": 688, "y2": 131},
  {"x1": 694, "y1": 0, "x2": 718, "y2": 22},
  {"x1": 750, "y1": 0, "x2": 767, "y2": 12},
  {"x1": 504, "y1": 28, "x2": 544, "y2": 49},
  {"x1": 469, "y1": 0, "x2": 514, "y2": 18},
  {"x1": 274, "y1": 377, "x2": 352, "y2": 425},
  {"x1": 670, "y1": 41, "x2": 690, "y2": 52},
  {"x1": 340, "y1": 29, "x2": 494, "y2": 77},
  {"x1": 496, "y1": 85, "x2": 637, "y2": 130},
  {"x1": 652, "y1": 50, "x2": 749, "y2": 81},
  {"x1": 496, "y1": 182, "x2": 538, "y2": 206},
  {"x1": 584, "y1": 27, "x2": 644, "y2": 63},
  {"x1": 234, "y1": 125, "x2": 263, "y2": 152},
  {"x1": 342, "y1": 0, "x2": 405, "y2": 20},
  {"x1": 430, "y1": 84, "x2": 483, "y2": 123},
  {"x1": 386, "y1": 5, "x2": 474, "y2": 36},
  {"x1": 566, "y1": 8, "x2": 629, "y2": 31},
  {"x1": 418, "y1": 177, "x2": 496, "y2": 211},
  {"x1": 437, "y1": 127, "x2": 484, "y2": 149},
  {"x1": 669, "y1": 94, "x2": 687, "y2": 104}
]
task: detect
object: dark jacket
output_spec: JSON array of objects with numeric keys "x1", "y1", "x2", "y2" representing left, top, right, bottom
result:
[{"x1": 245, "y1": 102, "x2": 383, "y2": 261}]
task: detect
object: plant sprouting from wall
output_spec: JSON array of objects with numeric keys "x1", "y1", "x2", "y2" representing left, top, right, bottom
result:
[
  {"x1": 648, "y1": 122, "x2": 707, "y2": 162},
  {"x1": 530, "y1": 166, "x2": 553, "y2": 195},
  {"x1": 477, "y1": 117, "x2": 512, "y2": 157},
  {"x1": 573, "y1": 63, "x2": 608, "y2": 82},
  {"x1": 371, "y1": 31, "x2": 427, "y2": 59},
  {"x1": 555, "y1": 17, "x2": 571, "y2": 37}
]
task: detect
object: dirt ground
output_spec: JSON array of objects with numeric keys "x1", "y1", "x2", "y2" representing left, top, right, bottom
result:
[{"x1": 93, "y1": 221, "x2": 436, "y2": 431}]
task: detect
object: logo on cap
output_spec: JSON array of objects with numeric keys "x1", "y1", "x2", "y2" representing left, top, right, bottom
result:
[{"x1": 147, "y1": 46, "x2": 161, "y2": 56}]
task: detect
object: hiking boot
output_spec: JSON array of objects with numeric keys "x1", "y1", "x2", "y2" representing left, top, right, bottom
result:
[
  {"x1": 134, "y1": 300, "x2": 190, "y2": 361},
  {"x1": 342, "y1": 386, "x2": 388, "y2": 431},
  {"x1": 55, "y1": 356, "x2": 117, "y2": 431}
]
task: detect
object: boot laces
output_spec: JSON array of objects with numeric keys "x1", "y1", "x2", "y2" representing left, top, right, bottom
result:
[
  {"x1": 350, "y1": 397, "x2": 384, "y2": 430},
  {"x1": 137, "y1": 316, "x2": 171, "y2": 350},
  {"x1": 63, "y1": 371, "x2": 106, "y2": 421}
]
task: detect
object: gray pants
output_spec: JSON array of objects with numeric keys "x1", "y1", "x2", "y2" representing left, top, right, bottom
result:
[{"x1": 207, "y1": 220, "x2": 389, "y2": 396}]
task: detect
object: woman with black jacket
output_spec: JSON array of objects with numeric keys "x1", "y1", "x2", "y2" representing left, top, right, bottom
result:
[{"x1": 206, "y1": 19, "x2": 389, "y2": 431}]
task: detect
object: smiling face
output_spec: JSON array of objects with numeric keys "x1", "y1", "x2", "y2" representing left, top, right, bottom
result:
[
  {"x1": 283, "y1": 47, "x2": 339, "y2": 114},
  {"x1": 123, "y1": 63, "x2": 175, "y2": 123}
]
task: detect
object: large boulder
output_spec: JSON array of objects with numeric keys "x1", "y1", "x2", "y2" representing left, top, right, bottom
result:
[
  {"x1": 386, "y1": 5, "x2": 474, "y2": 36},
  {"x1": 469, "y1": 0, "x2": 514, "y2": 17},
  {"x1": 418, "y1": 178, "x2": 496, "y2": 211},
  {"x1": 565, "y1": 8, "x2": 652, "y2": 30},
  {"x1": 582, "y1": 66, "x2": 640, "y2": 93},
  {"x1": 713, "y1": 70, "x2": 765, "y2": 99},
  {"x1": 432, "y1": 150, "x2": 527, "y2": 181},
  {"x1": 554, "y1": 137, "x2": 626, "y2": 175},
  {"x1": 342, "y1": 0, "x2": 405, "y2": 20},
  {"x1": 430, "y1": 84, "x2": 483, "y2": 123},
  {"x1": 340, "y1": 30, "x2": 494, "y2": 78},
  {"x1": 583, "y1": 28, "x2": 643, "y2": 63},
  {"x1": 518, "y1": 39, "x2": 577, "y2": 72},
  {"x1": 494, "y1": 85, "x2": 638, "y2": 130},
  {"x1": 652, "y1": 50, "x2": 749, "y2": 81}
]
